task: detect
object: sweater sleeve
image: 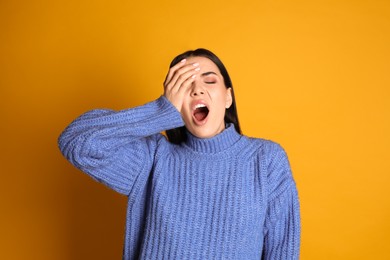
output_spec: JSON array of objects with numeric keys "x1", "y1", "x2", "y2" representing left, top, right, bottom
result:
[
  {"x1": 58, "y1": 96, "x2": 184, "y2": 196},
  {"x1": 262, "y1": 142, "x2": 301, "y2": 260}
]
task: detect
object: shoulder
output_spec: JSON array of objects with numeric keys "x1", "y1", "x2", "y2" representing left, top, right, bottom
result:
[
  {"x1": 129, "y1": 133, "x2": 174, "y2": 163},
  {"x1": 242, "y1": 135, "x2": 287, "y2": 159},
  {"x1": 152, "y1": 133, "x2": 179, "y2": 158},
  {"x1": 242, "y1": 136, "x2": 291, "y2": 179},
  {"x1": 242, "y1": 136, "x2": 296, "y2": 202}
]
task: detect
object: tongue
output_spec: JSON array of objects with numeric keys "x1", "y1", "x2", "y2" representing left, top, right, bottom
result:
[{"x1": 194, "y1": 107, "x2": 208, "y2": 121}]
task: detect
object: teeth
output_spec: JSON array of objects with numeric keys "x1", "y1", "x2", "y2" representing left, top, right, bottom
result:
[{"x1": 194, "y1": 104, "x2": 206, "y2": 110}]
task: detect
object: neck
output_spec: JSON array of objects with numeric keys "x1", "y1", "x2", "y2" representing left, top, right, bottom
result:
[{"x1": 184, "y1": 124, "x2": 242, "y2": 154}]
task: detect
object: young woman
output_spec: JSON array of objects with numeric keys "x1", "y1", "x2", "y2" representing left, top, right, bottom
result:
[{"x1": 58, "y1": 48, "x2": 301, "y2": 259}]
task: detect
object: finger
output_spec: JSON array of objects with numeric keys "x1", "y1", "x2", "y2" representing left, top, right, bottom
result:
[
  {"x1": 166, "y1": 63, "x2": 200, "y2": 91},
  {"x1": 164, "y1": 64, "x2": 198, "y2": 92},
  {"x1": 165, "y1": 60, "x2": 200, "y2": 87},
  {"x1": 164, "y1": 59, "x2": 187, "y2": 86},
  {"x1": 169, "y1": 66, "x2": 200, "y2": 93},
  {"x1": 177, "y1": 73, "x2": 198, "y2": 95}
]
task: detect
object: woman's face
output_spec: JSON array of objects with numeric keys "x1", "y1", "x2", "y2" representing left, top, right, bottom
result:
[{"x1": 181, "y1": 56, "x2": 232, "y2": 139}]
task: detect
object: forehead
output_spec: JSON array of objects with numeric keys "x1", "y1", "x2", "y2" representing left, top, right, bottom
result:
[{"x1": 186, "y1": 56, "x2": 220, "y2": 74}]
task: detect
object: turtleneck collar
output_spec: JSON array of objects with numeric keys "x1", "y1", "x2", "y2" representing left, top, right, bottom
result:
[{"x1": 183, "y1": 124, "x2": 242, "y2": 154}]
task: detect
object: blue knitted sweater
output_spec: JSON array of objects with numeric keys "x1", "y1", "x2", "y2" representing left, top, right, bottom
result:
[{"x1": 58, "y1": 96, "x2": 300, "y2": 259}]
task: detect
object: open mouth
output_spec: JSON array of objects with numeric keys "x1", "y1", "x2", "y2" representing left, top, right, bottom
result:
[{"x1": 193, "y1": 103, "x2": 209, "y2": 122}]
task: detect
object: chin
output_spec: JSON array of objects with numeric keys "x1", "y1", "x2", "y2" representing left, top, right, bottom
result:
[
  {"x1": 187, "y1": 125, "x2": 223, "y2": 139},
  {"x1": 192, "y1": 132, "x2": 214, "y2": 139}
]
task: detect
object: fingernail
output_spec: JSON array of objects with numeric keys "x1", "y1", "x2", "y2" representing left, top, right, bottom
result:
[
  {"x1": 192, "y1": 74, "x2": 196, "y2": 78},
  {"x1": 193, "y1": 63, "x2": 199, "y2": 67},
  {"x1": 181, "y1": 59, "x2": 186, "y2": 63},
  {"x1": 195, "y1": 67, "x2": 200, "y2": 71}
]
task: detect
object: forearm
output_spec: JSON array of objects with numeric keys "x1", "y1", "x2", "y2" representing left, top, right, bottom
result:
[
  {"x1": 57, "y1": 96, "x2": 184, "y2": 194},
  {"x1": 262, "y1": 141, "x2": 301, "y2": 259},
  {"x1": 263, "y1": 185, "x2": 301, "y2": 259},
  {"x1": 58, "y1": 96, "x2": 183, "y2": 166}
]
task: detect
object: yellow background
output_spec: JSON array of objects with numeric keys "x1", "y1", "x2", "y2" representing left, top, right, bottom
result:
[{"x1": 1, "y1": 0, "x2": 389, "y2": 259}]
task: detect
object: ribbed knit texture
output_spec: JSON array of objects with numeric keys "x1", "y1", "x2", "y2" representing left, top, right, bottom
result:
[{"x1": 58, "y1": 96, "x2": 301, "y2": 260}]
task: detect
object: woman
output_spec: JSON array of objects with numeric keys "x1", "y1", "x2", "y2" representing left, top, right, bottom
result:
[{"x1": 58, "y1": 48, "x2": 301, "y2": 259}]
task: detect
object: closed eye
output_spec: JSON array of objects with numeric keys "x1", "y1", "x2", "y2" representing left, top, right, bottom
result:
[
  {"x1": 204, "y1": 77, "x2": 217, "y2": 84},
  {"x1": 201, "y1": 72, "x2": 218, "y2": 84}
]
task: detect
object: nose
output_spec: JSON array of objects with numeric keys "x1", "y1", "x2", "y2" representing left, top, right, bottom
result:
[{"x1": 190, "y1": 82, "x2": 205, "y2": 97}]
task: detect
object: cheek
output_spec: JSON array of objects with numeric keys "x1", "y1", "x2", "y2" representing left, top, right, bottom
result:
[
  {"x1": 181, "y1": 105, "x2": 194, "y2": 124},
  {"x1": 211, "y1": 98, "x2": 228, "y2": 119},
  {"x1": 181, "y1": 107, "x2": 191, "y2": 119},
  {"x1": 212, "y1": 89, "x2": 229, "y2": 108}
]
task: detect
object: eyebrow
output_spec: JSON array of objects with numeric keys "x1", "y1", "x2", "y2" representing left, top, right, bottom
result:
[{"x1": 201, "y1": 71, "x2": 218, "y2": 77}]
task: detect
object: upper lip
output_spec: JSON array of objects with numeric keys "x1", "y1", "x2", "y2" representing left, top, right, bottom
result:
[{"x1": 191, "y1": 100, "x2": 209, "y2": 111}]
